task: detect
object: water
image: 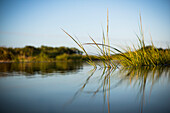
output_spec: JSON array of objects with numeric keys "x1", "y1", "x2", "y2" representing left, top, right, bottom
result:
[{"x1": 0, "y1": 62, "x2": 169, "y2": 113}]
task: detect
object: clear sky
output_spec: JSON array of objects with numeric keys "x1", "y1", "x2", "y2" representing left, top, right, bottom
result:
[{"x1": 0, "y1": 0, "x2": 170, "y2": 53}]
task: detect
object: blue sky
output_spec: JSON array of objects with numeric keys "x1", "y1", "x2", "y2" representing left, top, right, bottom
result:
[{"x1": 0, "y1": 0, "x2": 170, "y2": 53}]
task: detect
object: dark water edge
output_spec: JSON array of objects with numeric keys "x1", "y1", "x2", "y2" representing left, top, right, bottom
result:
[
  {"x1": 0, "y1": 62, "x2": 170, "y2": 113},
  {"x1": 0, "y1": 61, "x2": 84, "y2": 76}
]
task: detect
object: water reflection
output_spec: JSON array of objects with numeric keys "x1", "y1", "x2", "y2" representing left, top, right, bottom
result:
[
  {"x1": 0, "y1": 62, "x2": 169, "y2": 113},
  {"x1": 69, "y1": 66, "x2": 170, "y2": 113},
  {"x1": 118, "y1": 66, "x2": 170, "y2": 113},
  {"x1": 0, "y1": 62, "x2": 83, "y2": 76}
]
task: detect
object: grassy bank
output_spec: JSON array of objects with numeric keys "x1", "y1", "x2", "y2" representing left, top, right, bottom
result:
[
  {"x1": 0, "y1": 45, "x2": 102, "y2": 62},
  {"x1": 0, "y1": 46, "x2": 84, "y2": 62},
  {"x1": 112, "y1": 46, "x2": 170, "y2": 67}
]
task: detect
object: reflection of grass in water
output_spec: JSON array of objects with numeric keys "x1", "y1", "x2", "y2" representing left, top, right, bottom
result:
[
  {"x1": 63, "y1": 10, "x2": 170, "y2": 67},
  {"x1": 80, "y1": 66, "x2": 170, "y2": 94},
  {"x1": 64, "y1": 67, "x2": 114, "y2": 113},
  {"x1": 67, "y1": 66, "x2": 170, "y2": 113},
  {"x1": 118, "y1": 66, "x2": 170, "y2": 113}
]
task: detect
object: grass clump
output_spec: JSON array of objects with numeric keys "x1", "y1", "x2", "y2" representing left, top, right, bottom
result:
[
  {"x1": 116, "y1": 15, "x2": 170, "y2": 67},
  {"x1": 118, "y1": 45, "x2": 170, "y2": 67},
  {"x1": 63, "y1": 10, "x2": 170, "y2": 68}
]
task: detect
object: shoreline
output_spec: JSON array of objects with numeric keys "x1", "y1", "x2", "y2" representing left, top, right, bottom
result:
[{"x1": 0, "y1": 60, "x2": 85, "y2": 63}]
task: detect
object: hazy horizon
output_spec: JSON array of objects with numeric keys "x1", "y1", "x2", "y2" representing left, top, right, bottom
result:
[{"x1": 0, "y1": 0, "x2": 170, "y2": 53}]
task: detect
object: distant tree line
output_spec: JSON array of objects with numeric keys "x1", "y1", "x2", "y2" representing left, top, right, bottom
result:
[{"x1": 0, "y1": 46, "x2": 83, "y2": 62}]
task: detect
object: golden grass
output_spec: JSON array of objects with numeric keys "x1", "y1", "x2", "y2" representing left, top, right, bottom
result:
[{"x1": 62, "y1": 11, "x2": 170, "y2": 68}]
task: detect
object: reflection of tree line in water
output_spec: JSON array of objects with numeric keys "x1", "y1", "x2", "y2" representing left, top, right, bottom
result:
[
  {"x1": 66, "y1": 66, "x2": 170, "y2": 113},
  {"x1": 0, "y1": 62, "x2": 83, "y2": 76}
]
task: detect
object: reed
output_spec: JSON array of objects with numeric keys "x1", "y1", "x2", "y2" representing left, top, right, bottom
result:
[
  {"x1": 62, "y1": 11, "x2": 170, "y2": 68},
  {"x1": 117, "y1": 15, "x2": 170, "y2": 67}
]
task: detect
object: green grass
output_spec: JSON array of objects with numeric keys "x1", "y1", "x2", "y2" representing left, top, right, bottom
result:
[{"x1": 63, "y1": 11, "x2": 170, "y2": 68}]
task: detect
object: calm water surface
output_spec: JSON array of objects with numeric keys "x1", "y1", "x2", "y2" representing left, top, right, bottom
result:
[{"x1": 0, "y1": 62, "x2": 169, "y2": 113}]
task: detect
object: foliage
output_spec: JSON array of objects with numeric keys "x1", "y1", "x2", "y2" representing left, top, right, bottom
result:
[{"x1": 0, "y1": 46, "x2": 83, "y2": 62}]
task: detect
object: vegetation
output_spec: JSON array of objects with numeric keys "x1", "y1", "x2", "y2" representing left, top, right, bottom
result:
[
  {"x1": 1, "y1": 11, "x2": 169, "y2": 66},
  {"x1": 0, "y1": 46, "x2": 84, "y2": 62},
  {"x1": 63, "y1": 10, "x2": 170, "y2": 68},
  {"x1": 113, "y1": 15, "x2": 170, "y2": 67},
  {"x1": 115, "y1": 45, "x2": 170, "y2": 67}
]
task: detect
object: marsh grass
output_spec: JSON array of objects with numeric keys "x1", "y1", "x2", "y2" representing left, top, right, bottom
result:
[
  {"x1": 116, "y1": 14, "x2": 170, "y2": 67},
  {"x1": 62, "y1": 10, "x2": 170, "y2": 68}
]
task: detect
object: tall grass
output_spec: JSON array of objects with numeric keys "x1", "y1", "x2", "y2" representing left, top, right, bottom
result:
[
  {"x1": 117, "y1": 14, "x2": 170, "y2": 67},
  {"x1": 62, "y1": 11, "x2": 170, "y2": 68}
]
